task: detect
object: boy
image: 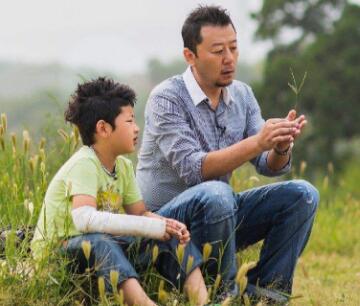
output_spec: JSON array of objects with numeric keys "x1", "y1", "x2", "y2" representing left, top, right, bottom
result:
[{"x1": 31, "y1": 77, "x2": 208, "y2": 306}]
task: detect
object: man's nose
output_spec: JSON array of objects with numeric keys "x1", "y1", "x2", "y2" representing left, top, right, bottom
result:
[{"x1": 223, "y1": 48, "x2": 235, "y2": 64}]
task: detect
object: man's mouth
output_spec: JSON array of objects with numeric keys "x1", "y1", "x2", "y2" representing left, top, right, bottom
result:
[
  {"x1": 133, "y1": 137, "x2": 138, "y2": 145},
  {"x1": 221, "y1": 69, "x2": 234, "y2": 75}
]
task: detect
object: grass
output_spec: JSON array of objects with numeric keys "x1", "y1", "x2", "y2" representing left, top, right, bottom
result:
[{"x1": 1, "y1": 112, "x2": 359, "y2": 305}]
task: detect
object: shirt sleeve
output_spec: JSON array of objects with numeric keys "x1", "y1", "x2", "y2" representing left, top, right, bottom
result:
[
  {"x1": 147, "y1": 94, "x2": 207, "y2": 186},
  {"x1": 123, "y1": 159, "x2": 143, "y2": 205},
  {"x1": 64, "y1": 159, "x2": 99, "y2": 198},
  {"x1": 243, "y1": 85, "x2": 291, "y2": 176}
]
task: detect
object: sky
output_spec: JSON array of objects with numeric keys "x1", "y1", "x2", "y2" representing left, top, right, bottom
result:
[{"x1": 0, "y1": 0, "x2": 270, "y2": 73}]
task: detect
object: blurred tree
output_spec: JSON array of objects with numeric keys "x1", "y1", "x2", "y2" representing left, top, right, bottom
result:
[
  {"x1": 252, "y1": 1, "x2": 360, "y2": 170},
  {"x1": 252, "y1": 0, "x2": 347, "y2": 46}
]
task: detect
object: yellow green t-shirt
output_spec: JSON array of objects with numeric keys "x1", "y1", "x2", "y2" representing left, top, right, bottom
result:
[{"x1": 31, "y1": 146, "x2": 142, "y2": 259}]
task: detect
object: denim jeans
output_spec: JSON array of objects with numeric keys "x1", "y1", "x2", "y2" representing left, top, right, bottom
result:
[
  {"x1": 63, "y1": 233, "x2": 202, "y2": 292},
  {"x1": 155, "y1": 179, "x2": 319, "y2": 293}
]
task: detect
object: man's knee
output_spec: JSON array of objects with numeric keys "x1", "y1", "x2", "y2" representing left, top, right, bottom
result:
[
  {"x1": 287, "y1": 179, "x2": 319, "y2": 214},
  {"x1": 196, "y1": 181, "x2": 236, "y2": 223}
]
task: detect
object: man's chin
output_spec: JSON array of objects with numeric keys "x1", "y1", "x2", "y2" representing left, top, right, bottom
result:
[{"x1": 215, "y1": 80, "x2": 233, "y2": 87}]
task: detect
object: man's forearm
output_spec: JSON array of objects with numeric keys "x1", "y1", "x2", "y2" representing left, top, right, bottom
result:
[{"x1": 201, "y1": 135, "x2": 263, "y2": 180}]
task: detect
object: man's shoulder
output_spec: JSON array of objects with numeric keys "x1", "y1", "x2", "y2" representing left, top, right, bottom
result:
[
  {"x1": 149, "y1": 74, "x2": 186, "y2": 101},
  {"x1": 228, "y1": 79, "x2": 252, "y2": 96}
]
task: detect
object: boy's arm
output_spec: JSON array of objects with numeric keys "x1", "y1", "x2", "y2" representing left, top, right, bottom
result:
[
  {"x1": 125, "y1": 200, "x2": 190, "y2": 244},
  {"x1": 71, "y1": 195, "x2": 166, "y2": 239}
]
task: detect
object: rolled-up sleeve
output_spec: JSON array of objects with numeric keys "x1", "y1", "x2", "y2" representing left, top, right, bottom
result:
[
  {"x1": 147, "y1": 94, "x2": 207, "y2": 186},
  {"x1": 244, "y1": 86, "x2": 291, "y2": 176}
]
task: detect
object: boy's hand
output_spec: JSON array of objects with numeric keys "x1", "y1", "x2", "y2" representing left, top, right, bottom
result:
[{"x1": 163, "y1": 218, "x2": 190, "y2": 245}]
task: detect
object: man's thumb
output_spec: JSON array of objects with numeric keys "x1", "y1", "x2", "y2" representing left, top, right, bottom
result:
[{"x1": 287, "y1": 109, "x2": 297, "y2": 121}]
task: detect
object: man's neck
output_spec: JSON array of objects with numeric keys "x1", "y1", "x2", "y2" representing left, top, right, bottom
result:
[
  {"x1": 91, "y1": 143, "x2": 116, "y2": 172},
  {"x1": 192, "y1": 68, "x2": 222, "y2": 109}
]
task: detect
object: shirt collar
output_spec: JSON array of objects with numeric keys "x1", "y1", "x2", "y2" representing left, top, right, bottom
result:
[{"x1": 182, "y1": 66, "x2": 233, "y2": 106}]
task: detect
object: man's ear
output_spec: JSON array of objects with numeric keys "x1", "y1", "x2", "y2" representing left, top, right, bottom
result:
[
  {"x1": 183, "y1": 48, "x2": 196, "y2": 66},
  {"x1": 95, "y1": 120, "x2": 112, "y2": 138}
]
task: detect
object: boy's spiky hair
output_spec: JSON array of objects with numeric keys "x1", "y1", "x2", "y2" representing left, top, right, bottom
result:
[{"x1": 65, "y1": 77, "x2": 136, "y2": 146}]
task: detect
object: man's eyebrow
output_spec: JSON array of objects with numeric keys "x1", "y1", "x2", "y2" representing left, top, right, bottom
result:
[{"x1": 211, "y1": 39, "x2": 237, "y2": 47}]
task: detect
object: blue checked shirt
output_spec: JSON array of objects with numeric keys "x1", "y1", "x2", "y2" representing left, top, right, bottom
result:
[{"x1": 136, "y1": 67, "x2": 291, "y2": 211}]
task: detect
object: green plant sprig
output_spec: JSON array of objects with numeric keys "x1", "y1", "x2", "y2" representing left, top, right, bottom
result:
[{"x1": 288, "y1": 67, "x2": 307, "y2": 112}]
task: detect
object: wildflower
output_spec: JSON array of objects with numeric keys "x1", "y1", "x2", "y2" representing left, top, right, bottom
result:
[
  {"x1": 176, "y1": 244, "x2": 185, "y2": 264},
  {"x1": 186, "y1": 255, "x2": 194, "y2": 274},
  {"x1": 221, "y1": 297, "x2": 232, "y2": 306},
  {"x1": 1, "y1": 113, "x2": 7, "y2": 133},
  {"x1": 152, "y1": 244, "x2": 159, "y2": 264},
  {"x1": 81, "y1": 240, "x2": 91, "y2": 261},
  {"x1": 300, "y1": 161, "x2": 307, "y2": 176},
  {"x1": 110, "y1": 270, "x2": 119, "y2": 293},
  {"x1": 236, "y1": 262, "x2": 256, "y2": 295},
  {"x1": 243, "y1": 293, "x2": 251, "y2": 306},
  {"x1": 202, "y1": 242, "x2": 212, "y2": 262},
  {"x1": 98, "y1": 276, "x2": 106, "y2": 302},
  {"x1": 39, "y1": 137, "x2": 46, "y2": 150},
  {"x1": 158, "y1": 280, "x2": 169, "y2": 304},
  {"x1": 24, "y1": 199, "x2": 34, "y2": 216},
  {"x1": 58, "y1": 129, "x2": 69, "y2": 142}
]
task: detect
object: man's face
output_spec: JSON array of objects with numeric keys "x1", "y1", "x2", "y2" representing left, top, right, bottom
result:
[{"x1": 191, "y1": 24, "x2": 238, "y2": 88}]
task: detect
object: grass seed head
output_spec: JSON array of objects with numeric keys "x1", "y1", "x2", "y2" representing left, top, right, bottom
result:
[
  {"x1": 110, "y1": 270, "x2": 119, "y2": 293},
  {"x1": 202, "y1": 242, "x2": 212, "y2": 262},
  {"x1": 81, "y1": 240, "x2": 91, "y2": 261},
  {"x1": 186, "y1": 255, "x2": 194, "y2": 274},
  {"x1": 1, "y1": 113, "x2": 7, "y2": 133},
  {"x1": 98, "y1": 276, "x2": 106, "y2": 302},
  {"x1": 176, "y1": 244, "x2": 185, "y2": 264},
  {"x1": 152, "y1": 244, "x2": 159, "y2": 264}
]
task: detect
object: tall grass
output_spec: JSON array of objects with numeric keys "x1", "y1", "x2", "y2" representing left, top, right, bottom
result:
[{"x1": 1, "y1": 112, "x2": 359, "y2": 305}]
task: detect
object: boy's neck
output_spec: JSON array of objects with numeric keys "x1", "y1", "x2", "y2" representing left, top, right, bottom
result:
[{"x1": 91, "y1": 143, "x2": 116, "y2": 172}]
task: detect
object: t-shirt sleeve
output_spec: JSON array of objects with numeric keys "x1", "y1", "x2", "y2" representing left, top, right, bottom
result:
[
  {"x1": 122, "y1": 159, "x2": 143, "y2": 205},
  {"x1": 64, "y1": 159, "x2": 98, "y2": 199}
]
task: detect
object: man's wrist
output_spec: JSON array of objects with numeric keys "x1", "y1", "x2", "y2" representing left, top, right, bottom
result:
[{"x1": 273, "y1": 142, "x2": 294, "y2": 156}]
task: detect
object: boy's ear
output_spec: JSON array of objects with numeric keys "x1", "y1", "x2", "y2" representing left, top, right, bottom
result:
[
  {"x1": 183, "y1": 48, "x2": 196, "y2": 66},
  {"x1": 95, "y1": 120, "x2": 112, "y2": 138}
]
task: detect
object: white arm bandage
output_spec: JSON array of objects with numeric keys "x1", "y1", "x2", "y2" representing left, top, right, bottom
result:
[{"x1": 71, "y1": 206, "x2": 166, "y2": 239}]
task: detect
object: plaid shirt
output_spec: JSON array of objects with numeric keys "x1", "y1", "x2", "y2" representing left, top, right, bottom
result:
[{"x1": 136, "y1": 67, "x2": 290, "y2": 211}]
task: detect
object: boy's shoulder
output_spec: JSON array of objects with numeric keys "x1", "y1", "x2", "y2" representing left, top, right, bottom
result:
[
  {"x1": 115, "y1": 155, "x2": 135, "y2": 173},
  {"x1": 55, "y1": 146, "x2": 100, "y2": 178}
]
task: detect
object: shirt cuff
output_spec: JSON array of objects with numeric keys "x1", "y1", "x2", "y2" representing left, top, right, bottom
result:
[{"x1": 256, "y1": 151, "x2": 292, "y2": 177}]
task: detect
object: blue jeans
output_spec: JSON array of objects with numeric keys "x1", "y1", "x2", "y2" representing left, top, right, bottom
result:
[
  {"x1": 156, "y1": 179, "x2": 319, "y2": 293},
  {"x1": 63, "y1": 234, "x2": 202, "y2": 292}
]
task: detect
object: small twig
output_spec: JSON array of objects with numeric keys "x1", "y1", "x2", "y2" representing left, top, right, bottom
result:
[{"x1": 288, "y1": 68, "x2": 307, "y2": 112}]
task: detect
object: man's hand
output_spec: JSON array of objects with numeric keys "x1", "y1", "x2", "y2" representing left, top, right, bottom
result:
[
  {"x1": 255, "y1": 117, "x2": 299, "y2": 152},
  {"x1": 275, "y1": 110, "x2": 307, "y2": 151}
]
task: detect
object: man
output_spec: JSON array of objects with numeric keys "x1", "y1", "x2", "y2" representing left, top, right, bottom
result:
[{"x1": 136, "y1": 5, "x2": 319, "y2": 302}]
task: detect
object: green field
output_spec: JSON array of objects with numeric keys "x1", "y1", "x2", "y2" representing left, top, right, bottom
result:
[{"x1": 0, "y1": 114, "x2": 359, "y2": 305}]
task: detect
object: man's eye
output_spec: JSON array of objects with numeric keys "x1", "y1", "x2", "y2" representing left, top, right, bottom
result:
[{"x1": 213, "y1": 50, "x2": 223, "y2": 54}]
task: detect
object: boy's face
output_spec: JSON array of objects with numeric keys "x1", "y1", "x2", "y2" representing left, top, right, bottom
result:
[{"x1": 109, "y1": 105, "x2": 139, "y2": 154}]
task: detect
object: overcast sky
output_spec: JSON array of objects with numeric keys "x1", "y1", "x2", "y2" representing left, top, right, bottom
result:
[{"x1": 0, "y1": 0, "x2": 270, "y2": 73}]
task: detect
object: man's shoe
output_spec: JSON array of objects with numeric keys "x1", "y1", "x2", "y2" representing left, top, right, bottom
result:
[{"x1": 246, "y1": 284, "x2": 289, "y2": 305}]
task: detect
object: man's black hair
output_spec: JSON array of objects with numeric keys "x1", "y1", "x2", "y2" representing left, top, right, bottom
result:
[
  {"x1": 65, "y1": 77, "x2": 136, "y2": 146},
  {"x1": 181, "y1": 5, "x2": 235, "y2": 55}
]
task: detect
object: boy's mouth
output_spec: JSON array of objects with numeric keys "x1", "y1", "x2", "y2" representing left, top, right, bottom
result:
[{"x1": 133, "y1": 137, "x2": 138, "y2": 145}]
